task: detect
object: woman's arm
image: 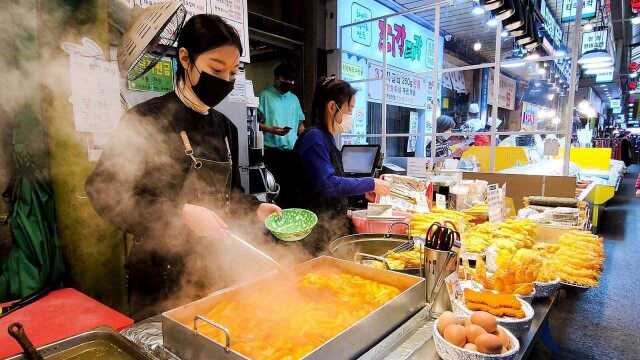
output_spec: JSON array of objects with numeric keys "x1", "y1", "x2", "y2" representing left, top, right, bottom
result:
[{"x1": 298, "y1": 131, "x2": 374, "y2": 198}]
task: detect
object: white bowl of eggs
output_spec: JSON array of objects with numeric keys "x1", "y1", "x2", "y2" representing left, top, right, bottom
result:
[{"x1": 434, "y1": 311, "x2": 520, "y2": 360}]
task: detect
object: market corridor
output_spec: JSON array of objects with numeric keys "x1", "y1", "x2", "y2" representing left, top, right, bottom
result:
[{"x1": 539, "y1": 165, "x2": 640, "y2": 359}]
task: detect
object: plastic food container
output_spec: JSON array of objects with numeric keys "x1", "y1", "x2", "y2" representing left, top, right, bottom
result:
[
  {"x1": 349, "y1": 210, "x2": 412, "y2": 234},
  {"x1": 452, "y1": 298, "x2": 534, "y2": 338}
]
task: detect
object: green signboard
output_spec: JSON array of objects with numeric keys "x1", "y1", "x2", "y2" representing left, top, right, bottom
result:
[{"x1": 128, "y1": 57, "x2": 174, "y2": 93}]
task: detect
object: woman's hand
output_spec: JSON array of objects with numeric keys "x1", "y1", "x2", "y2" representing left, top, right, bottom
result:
[
  {"x1": 257, "y1": 203, "x2": 282, "y2": 222},
  {"x1": 182, "y1": 204, "x2": 228, "y2": 237},
  {"x1": 365, "y1": 192, "x2": 377, "y2": 203},
  {"x1": 373, "y1": 178, "x2": 391, "y2": 196}
]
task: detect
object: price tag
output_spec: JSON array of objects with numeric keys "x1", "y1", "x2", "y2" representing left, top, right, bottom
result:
[
  {"x1": 435, "y1": 193, "x2": 446, "y2": 209},
  {"x1": 487, "y1": 183, "x2": 504, "y2": 223},
  {"x1": 445, "y1": 272, "x2": 462, "y2": 303},
  {"x1": 406, "y1": 157, "x2": 429, "y2": 178}
]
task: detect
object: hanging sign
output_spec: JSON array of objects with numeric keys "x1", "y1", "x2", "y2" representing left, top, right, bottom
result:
[
  {"x1": 487, "y1": 69, "x2": 516, "y2": 110},
  {"x1": 521, "y1": 102, "x2": 544, "y2": 131},
  {"x1": 448, "y1": 71, "x2": 467, "y2": 93},
  {"x1": 368, "y1": 61, "x2": 431, "y2": 109},
  {"x1": 487, "y1": 183, "x2": 505, "y2": 223},
  {"x1": 540, "y1": 0, "x2": 563, "y2": 46},
  {"x1": 407, "y1": 111, "x2": 418, "y2": 152},
  {"x1": 610, "y1": 99, "x2": 621, "y2": 108},
  {"x1": 632, "y1": 46, "x2": 640, "y2": 62},
  {"x1": 596, "y1": 70, "x2": 614, "y2": 83},
  {"x1": 581, "y1": 30, "x2": 608, "y2": 54},
  {"x1": 127, "y1": 57, "x2": 174, "y2": 92},
  {"x1": 337, "y1": 0, "x2": 442, "y2": 75},
  {"x1": 341, "y1": 52, "x2": 368, "y2": 143},
  {"x1": 561, "y1": 0, "x2": 597, "y2": 22}
]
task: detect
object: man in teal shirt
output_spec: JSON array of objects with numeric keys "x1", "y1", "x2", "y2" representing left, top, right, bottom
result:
[
  {"x1": 258, "y1": 63, "x2": 305, "y2": 207},
  {"x1": 258, "y1": 64, "x2": 305, "y2": 149}
]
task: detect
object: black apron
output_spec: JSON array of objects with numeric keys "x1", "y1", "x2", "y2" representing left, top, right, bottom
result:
[
  {"x1": 126, "y1": 128, "x2": 233, "y2": 320},
  {"x1": 293, "y1": 129, "x2": 351, "y2": 255}
]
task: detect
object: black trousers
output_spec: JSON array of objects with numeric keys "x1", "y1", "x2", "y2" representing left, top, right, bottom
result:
[{"x1": 264, "y1": 147, "x2": 299, "y2": 209}]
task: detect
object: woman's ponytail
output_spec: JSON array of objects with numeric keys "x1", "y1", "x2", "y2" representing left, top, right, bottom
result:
[{"x1": 310, "y1": 75, "x2": 357, "y2": 133}]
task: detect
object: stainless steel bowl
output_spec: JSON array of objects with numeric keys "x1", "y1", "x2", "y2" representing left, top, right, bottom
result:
[
  {"x1": 329, "y1": 233, "x2": 410, "y2": 260},
  {"x1": 328, "y1": 233, "x2": 421, "y2": 275}
]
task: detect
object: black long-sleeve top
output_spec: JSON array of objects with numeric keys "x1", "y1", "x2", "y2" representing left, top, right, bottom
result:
[{"x1": 85, "y1": 92, "x2": 259, "y2": 242}]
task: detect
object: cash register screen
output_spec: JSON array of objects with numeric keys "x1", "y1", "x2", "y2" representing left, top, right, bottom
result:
[{"x1": 342, "y1": 145, "x2": 380, "y2": 177}]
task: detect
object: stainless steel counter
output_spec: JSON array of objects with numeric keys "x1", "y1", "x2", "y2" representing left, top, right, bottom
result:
[{"x1": 121, "y1": 296, "x2": 556, "y2": 360}]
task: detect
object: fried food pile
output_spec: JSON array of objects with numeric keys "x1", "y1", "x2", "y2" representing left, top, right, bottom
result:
[
  {"x1": 471, "y1": 249, "x2": 541, "y2": 297},
  {"x1": 463, "y1": 219, "x2": 537, "y2": 253},
  {"x1": 464, "y1": 289, "x2": 525, "y2": 319},
  {"x1": 536, "y1": 231, "x2": 604, "y2": 286},
  {"x1": 409, "y1": 208, "x2": 472, "y2": 237},
  {"x1": 384, "y1": 243, "x2": 422, "y2": 270},
  {"x1": 198, "y1": 268, "x2": 401, "y2": 360}
]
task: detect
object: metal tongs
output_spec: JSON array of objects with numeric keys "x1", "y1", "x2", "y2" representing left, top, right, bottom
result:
[
  {"x1": 389, "y1": 185, "x2": 418, "y2": 205},
  {"x1": 225, "y1": 231, "x2": 284, "y2": 271}
]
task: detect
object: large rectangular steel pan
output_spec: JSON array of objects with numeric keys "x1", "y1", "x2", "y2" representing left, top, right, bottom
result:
[
  {"x1": 6, "y1": 327, "x2": 153, "y2": 360},
  {"x1": 162, "y1": 256, "x2": 426, "y2": 360}
]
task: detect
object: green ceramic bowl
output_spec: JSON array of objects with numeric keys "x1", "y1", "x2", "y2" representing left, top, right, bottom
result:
[{"x1": 265, "y1": 208, "x2": 318, "y2": 241}]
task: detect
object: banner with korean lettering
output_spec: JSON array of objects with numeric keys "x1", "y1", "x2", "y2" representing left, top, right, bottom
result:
[
  {"x1": 342, "y1": 52, "x2": 369, "y2": 143},
  {"x1": 487, "y1": 70, "x2": 516, "y2": 110},
  {"x1": 367, "y1": 61, "x2": 430, "y2": 109},
  {"x1": 337, "y1": 0, "x2": 443, "y2": 75},
  {"x1": 540, "y1": 0, "x2": 563, "y2": 46},
  {"x1": 561, "y1": 0, "x2": 597, "y2": 22},
  {"x1": 581, "y1": 29, "x2": 608, "y2": 54}
]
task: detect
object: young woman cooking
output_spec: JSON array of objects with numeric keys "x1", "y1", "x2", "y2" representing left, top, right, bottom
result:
[
  {"x1": 293, "y1": 77, "x2": 391, "y2": 254},
  {"x1": 86, "y1": 15, "x2": 280, "y2": 319}
]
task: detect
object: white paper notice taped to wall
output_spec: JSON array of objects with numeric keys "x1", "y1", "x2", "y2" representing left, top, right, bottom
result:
[
  {"x1": 64, "y1": 39, "x2": 122, "y2": 133},
  {"x1": 63, "y1": 37, "x2": 123, "y2": 162}
]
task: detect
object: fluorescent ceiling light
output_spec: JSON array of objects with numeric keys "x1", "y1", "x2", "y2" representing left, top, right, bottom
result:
[
  {"x1": 578, "y1": 50, "x2": 612, "y2": 65},
  {"x1": 487, "y1": 18, "x2": 498, "y2": 27},
  {"x1": 581, "y1": 60, "x2": 614, "y2": 69},
  {"x1": 501, "y1": 30, "x2": 509, "y2": 37},
  {"x1": 473, "y1": 41, "x2": 482, "y2": 51},
  {"x1": 473, "y1": 6, "x2": 485, "y2": 15},
  {"x1": 584, "y1": 67, "x2": 614, "y2": 75},
  {"x1": 503, "y1": 61, "x2": 525, "y2": 68}
]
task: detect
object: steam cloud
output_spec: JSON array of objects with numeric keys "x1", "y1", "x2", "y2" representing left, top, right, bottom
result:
[{"x1": 1, "y1": 0, "x2": 347, "y2": 318}]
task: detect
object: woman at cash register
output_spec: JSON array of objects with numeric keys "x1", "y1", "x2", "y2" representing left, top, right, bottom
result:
[{"x1": 293, "y1": 76, "x2": 390, "y2": 252}]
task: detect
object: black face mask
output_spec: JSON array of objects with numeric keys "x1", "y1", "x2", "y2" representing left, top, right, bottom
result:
[
  {"x1": 277, "y1": 81, "x2": 293, "y2": 94},
  {"x1": 190, "y1": 65, "x2": 235, "y2": 107}
]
